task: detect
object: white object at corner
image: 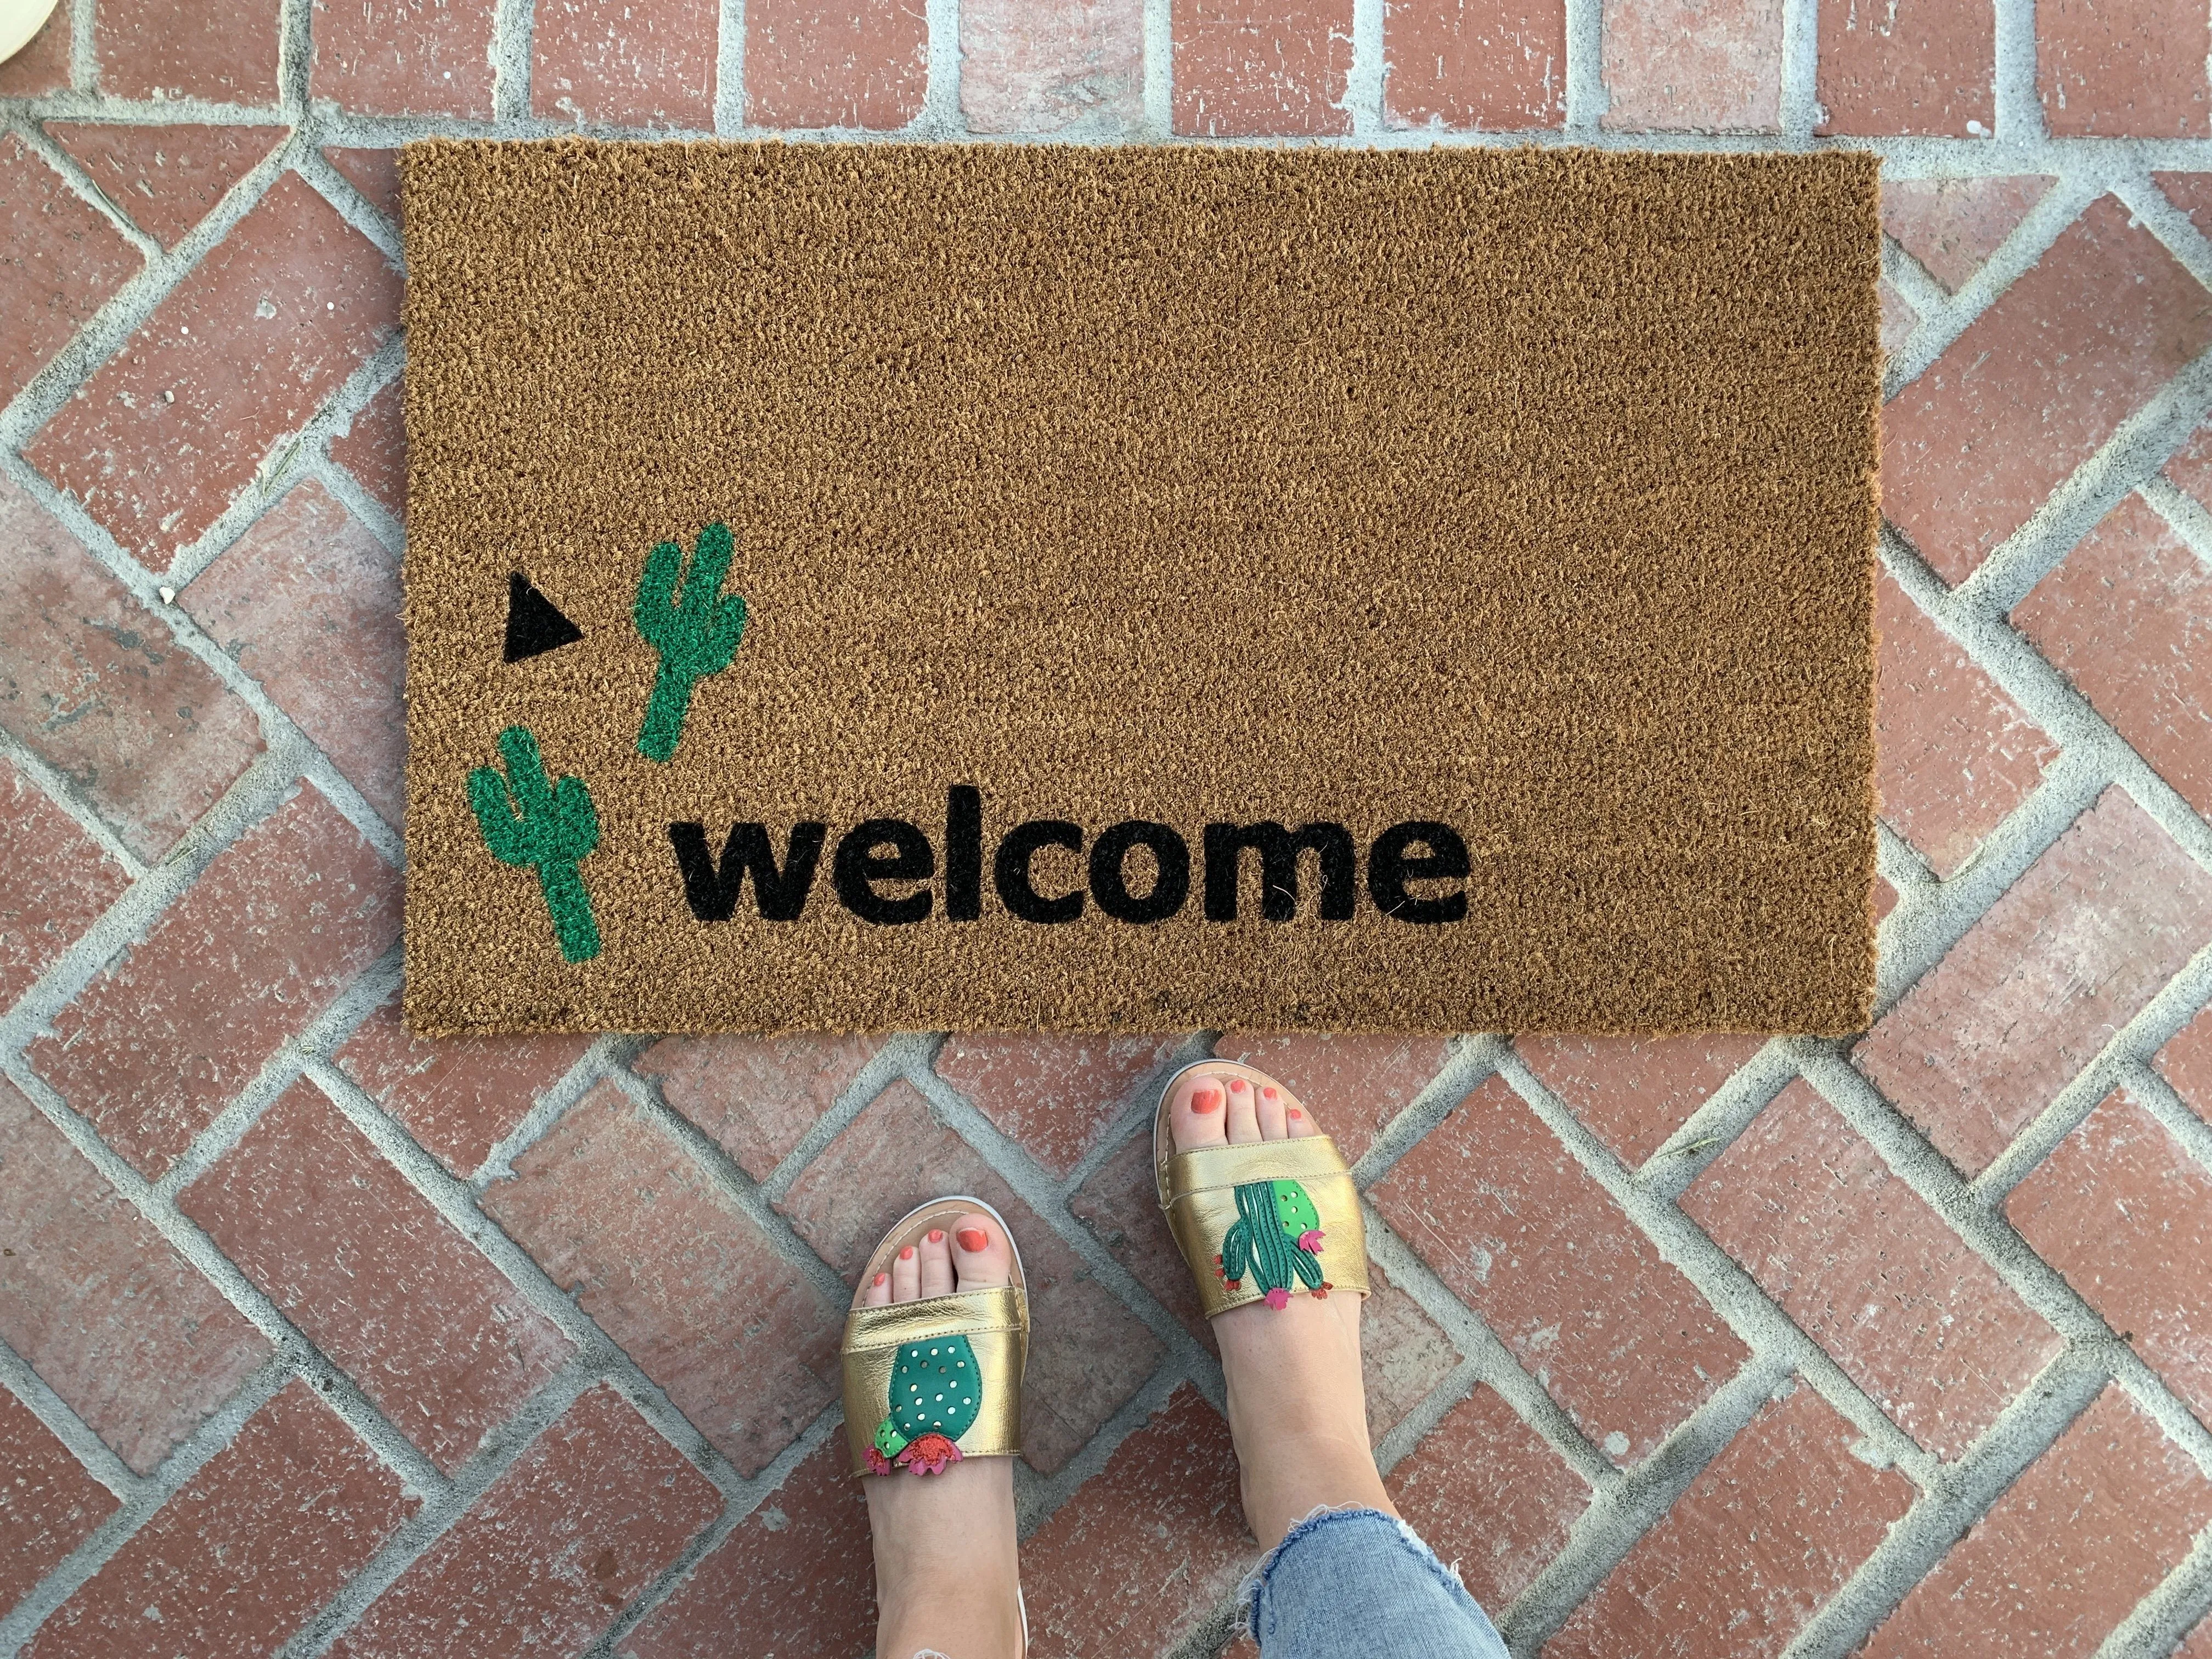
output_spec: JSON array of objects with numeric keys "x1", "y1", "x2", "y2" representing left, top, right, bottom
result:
[{"x1": 0, "y1": 0, "x2": 60, "y2": 65}]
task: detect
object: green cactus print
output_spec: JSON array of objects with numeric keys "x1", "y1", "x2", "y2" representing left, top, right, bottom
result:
[
  {"x1": 633, "y1": 521, "x2": 748, "y2": 763},
  {"x1": 866, "y1": 1334, "x2": 983, "y2": 1476},
  {"x1": 467, "y1": 725, "x2": 602, "y2": 963},
  {"x1": 1215, "y1": 1178, "x2": 1330, "y2": 1310}
]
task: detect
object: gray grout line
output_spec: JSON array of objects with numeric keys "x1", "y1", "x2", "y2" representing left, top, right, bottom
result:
[
  {"x1": 0, "y1": 1353, "x2": 298, "y2": 1657},
  {"x1": 1778, "y1": 0, "x2": 1818, "y2": 139},
  {"x1": 1877, "y1": 230, "x2": 1949, "y2": 322},
  {"x1": 10, "y1": 116, "x2": 163, "y2": 255},
  {"x1": 65, "y1": 0, "x2": 93, "y2": 92},
  {"x1": 0, "y1": 725, "x2": 146, "y2": 879},
  {"x1": 491, "y1": 0, "x2": 537, "y2": 125},
  {"x1": 715, "y1": 0, "x2": 746, "y2": 134},
  {"x1": 2105, "y1": 1518, "x2": 2212, "y2": 1659},
  {"x1": 1988, "y1": 0, "x2": 2040, "y2": 144},
  {"x1": 2143, "y1": 472, "x2": 2212, "y2": 568},
  {"x1": 1499, "y1": 1361, "x2": 1801, "y2": 1654},
  {"x1": 1561, "y1": 0, "x2": 1604, "y2": 132},
  {"x1": 2126, "y1": 1059, "x2": 2212, "y2": 1182},
  {"x1": 1345, "y1": 0, "x2": 1385, "y2": 136},
  {"x1": 1140, "y1": 0, "x2": 1172, "y2": 138},
  {"x1": 297, "y1": 143, "x2": 405, "y2": 264},
  {"x1": 0, "y1": 1334, "x2": 144, "y2": 1501},
  {"x1": 919, "y1": 0, "x2": 963, "y2": 137}
]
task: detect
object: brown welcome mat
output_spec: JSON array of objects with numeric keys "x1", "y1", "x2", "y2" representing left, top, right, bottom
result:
[{"x1": 399, "y1": 139, "x2": 1878, "y2": 1037}]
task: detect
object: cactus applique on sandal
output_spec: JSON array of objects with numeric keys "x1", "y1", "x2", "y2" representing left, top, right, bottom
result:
[
  {"x1": 865, "y1": 1334, "x2": 983, "y2": 1475},
  {"x1": 840, "y1": 1197, "x2": 1029, "y2": 1480},
  {"x1": 1215, "y1": 1178, "x2": 1332, "y2": 1310},
  {"x1": 1154, "y1": 1062, "x2": 1368, "y2": 1319}
]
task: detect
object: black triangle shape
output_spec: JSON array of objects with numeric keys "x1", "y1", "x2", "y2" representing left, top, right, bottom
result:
[{"x1": 504, "y1": 572, "x2": 584, "y2": 663}]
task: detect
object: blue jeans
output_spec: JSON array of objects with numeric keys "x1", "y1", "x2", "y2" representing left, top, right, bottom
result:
[{"x1": 1244, "y1": 1507, "x2": 1511, "y2": 1659}]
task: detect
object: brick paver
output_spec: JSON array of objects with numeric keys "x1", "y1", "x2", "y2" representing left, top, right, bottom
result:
[
  {"x1": 1373, "y1": 1075, "x2": 1750, "y2": 1465},
  {"x1": 1548, "y1": 1384, "x2": 1916, "y2": 1659},
  {"x1": 29, "y1": 783, "x2": 400, "y2": 1178},
  {"x1": 0, "y1": 757, "x2": 128, "y2": 1011},
  {"x1": 0, "y1": 136, "x2": 140, "y2": 417},
  {"x1": 44, "y1": 125, "x2": 286, "y2": 251},
  {"x1": 1861, "y1": 1384, "x2": 2212, "y2": 1658},
  {"x1": 180, "y1": 1081, "x2": 572, "y2": 1472},
  {"x1": 24, "y1": 172, "x2": 402, "y2": 569},
  {"x1": 182, "y1": 478, "x2": 405, "y2": 823},
  {"x1": 619, "y1": 1438, "x2": 873, "y2": 1658},
  {"x1": 95, "y1": 0, "x2": 281, "y2": 103},
  {"x1": 326, "y1": 1385, "x2": 721, "y2": 1659},
  {"x1": 8, "y1": 8, "x2": 2212, "y2": 1654},
  {"x1": 2015, "y1": 493, "x2": 2212, "y2": 821},
  {"x1": 1383, "y1": 0, "x2": 1567, "y2": 131},
  {"x1": 1855, "y1": 787, "x2": 2212, "y2": 1173},
  {"x1": 744, "y1": 0, "x2": 928, "y2": 129},
  {"x1": 961, "y1": 0, "x2": 1144, "y2": 133},
  {"x1": 0, "y1": 475, "x2": 265, "y2": 861},
  {"x1": 1879, "y1": 175, "x2": 2050, "y2": 293},
  {"x1": 1516, "y1": 1032, "x2": 1764, "y2": 1166},
  {"x1": 1874, "y1": 568, "x2": 2058, "y2": 875},
  {"x1": 481, "y1": 1081, "x2": 843, "y2": 1476},
  {"x1": 1384, "y1": 1384, "x2": 1590, "y2": 1611},
  {"x1": 1681, "y1": 1081, "x2": 2061, "y2": 1459},
  {"x1": 24, "y1": 1379, "x2": 411, "y2": 1659},
  {"x1": 1881, "y1": 195, "x2": 2212, "y2": 587},
  {"x1": 937, "y1": 1031, "x2": 1183, "y2": 1176},
  {"x1": 0, "y1": 1391, "x2": 119, "y2": 1620},
  {"x1": 1815, "y1": 0, "x2": 1990, "y2": 136},
  {"x1": 0, "y1": 1079, "x2": 268, "y2": 1475},
  {"x1": 1600, "y1": 0, "x2": 1780, "y2": 132},
  {"x1": 1172, "y1": 0, "x2": 1353, "y2": 137},
  {"x1": 2038, "y1": 0, "x2": 2209, "y2": 137},
  {"x1": 533, "y1": 0, "x2": 719, "y2": 128},
  {"x1": 336, "y1": 991, "x2": 590, "y2": 1176},
  {"x1": 308, "y1": 0, "x2": 498, "y2": 117},
  {"x1": 2007, "y1": 1089, "x2": 2212, "y2": 1422}
]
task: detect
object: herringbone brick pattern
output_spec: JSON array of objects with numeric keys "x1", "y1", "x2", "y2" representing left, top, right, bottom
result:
[{"x1": 3, "y1": 1, "x2": 2212, "y2": 1654}]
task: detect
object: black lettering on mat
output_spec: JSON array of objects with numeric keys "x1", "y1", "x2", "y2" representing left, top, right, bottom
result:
[
  {"x1": 1367, "y1": 821, "x2": 1470, "y2": 925},
  {"x1": 833, "y1": 819, "x2": 936, "y2": 926},
  {"x1": 995, "y1": 820, "x2": 1085, "y2": 925},
  {"x1": 668, "y1": 821, "x2": 827, "y2": 921},
  {"x1": 1089, "y1": 821, "x2": 1190, "y2": 925},
  {"x1": 1203, "y1": 822, "x2": 1357, "y2": 922}
]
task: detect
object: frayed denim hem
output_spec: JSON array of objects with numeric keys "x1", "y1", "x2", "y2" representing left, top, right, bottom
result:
[{"x1": 1237, "y1": 1504, "x2": 1474, "y2": 1635}]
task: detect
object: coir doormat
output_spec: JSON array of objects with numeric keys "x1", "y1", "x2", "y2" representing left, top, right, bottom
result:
[{"x1": 399, "y1": 140, "x2": 1879, "y2": 1037}]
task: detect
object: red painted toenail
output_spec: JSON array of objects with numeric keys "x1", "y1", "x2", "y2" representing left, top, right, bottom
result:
[
  {"x1": 1289, "y1": 1107, "x2": 1304, "y2": 1119},
  {"x1": 899, "y1": 1245, "x2": 915, "y2": 1260},
  {"x1": 956, "y1": 1227, "x2": 989, "y2": 1252},
  {"x1": 873, "y1": 1273, "x2": 888, "y2": 1286},
  {"x1": 927, "y1": 1229, "x2": 944, "y2": 1244},
  {"x1": 1192, "y1": 1088, "x2": 1222, "y2": 1113},
  {"x1": 1227, "y1": 1077, "x2": 1247, "y2": 1092},
  {"x1": 1261, "y1": 1087, "x2": 1278, "y2": 1102}
]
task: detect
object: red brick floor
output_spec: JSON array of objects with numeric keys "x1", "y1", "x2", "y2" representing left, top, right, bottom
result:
[{"x1": 3, "y1": 4, "x2": 2212, "y2": 1656}]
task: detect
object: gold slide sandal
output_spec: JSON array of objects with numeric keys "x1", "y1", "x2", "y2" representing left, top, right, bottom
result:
[
  {"x1": 1153, "y1": 1060, "x2": 1369, "y2": 1316},
  {"x1": 840, "y1": 1196, "x2": 1029, "y2": 1477}
]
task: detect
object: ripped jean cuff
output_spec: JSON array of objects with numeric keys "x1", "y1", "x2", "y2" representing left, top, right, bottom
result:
[{"x1": 1240, "y1": 1506, "x2": 1510, "y2": 1659}]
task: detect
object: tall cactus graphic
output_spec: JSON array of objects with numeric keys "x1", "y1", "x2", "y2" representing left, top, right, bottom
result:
[
  {"x1": 633, "y1": 521, "x2": 747, "y2": 763},
  {"x1": 467, "y1": 725, "x2": 602, "y2": 963}
]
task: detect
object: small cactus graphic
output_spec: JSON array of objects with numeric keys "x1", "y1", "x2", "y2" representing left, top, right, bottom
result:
[
  {"x1": 1217, "y1": 1178, "x2": 1329, "y2": 1310},
  {"x1": 866, "y1": 1334, "x2": 983, "y2": 1476},
  {"x1": 467, "y1": 725, "x2": 602, "y2": 963},
  {"x1": 633, "y1": 521, "x2": 748, "y2": 763}
]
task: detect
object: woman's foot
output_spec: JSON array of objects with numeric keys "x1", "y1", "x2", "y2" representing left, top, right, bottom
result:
[
  {"x1": 860, "y1": 1217, "x2": 1025, "y2": 1659},
  {"x1": 1167, "y1": 1065, "x2": 1397, "y2": 1550}
]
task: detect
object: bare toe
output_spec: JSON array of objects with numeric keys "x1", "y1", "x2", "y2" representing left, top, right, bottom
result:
[
  {"x1": 1224, "y1": 1072, "x2": 1261, "y2": 1144},
  {"x1": 918, "y1": 1227, "x2": 955, "y2": 1297},
  {"x1": 1254, "y1": 1074, "x2": 1289, "y2": 1139},
  {"x1": 864, "y1": 1269, "x2": 892, "y2": 1307},
  {"x1": 891, "y1": 1241, "x2": 921, "y2": 1302},
  {"x1": 1170, "y1": 1070, "x2": 1231, "y2": 1154},
  {"x1": 950, "y1": 1213, "x2": 1013, "y2": 1289}
]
